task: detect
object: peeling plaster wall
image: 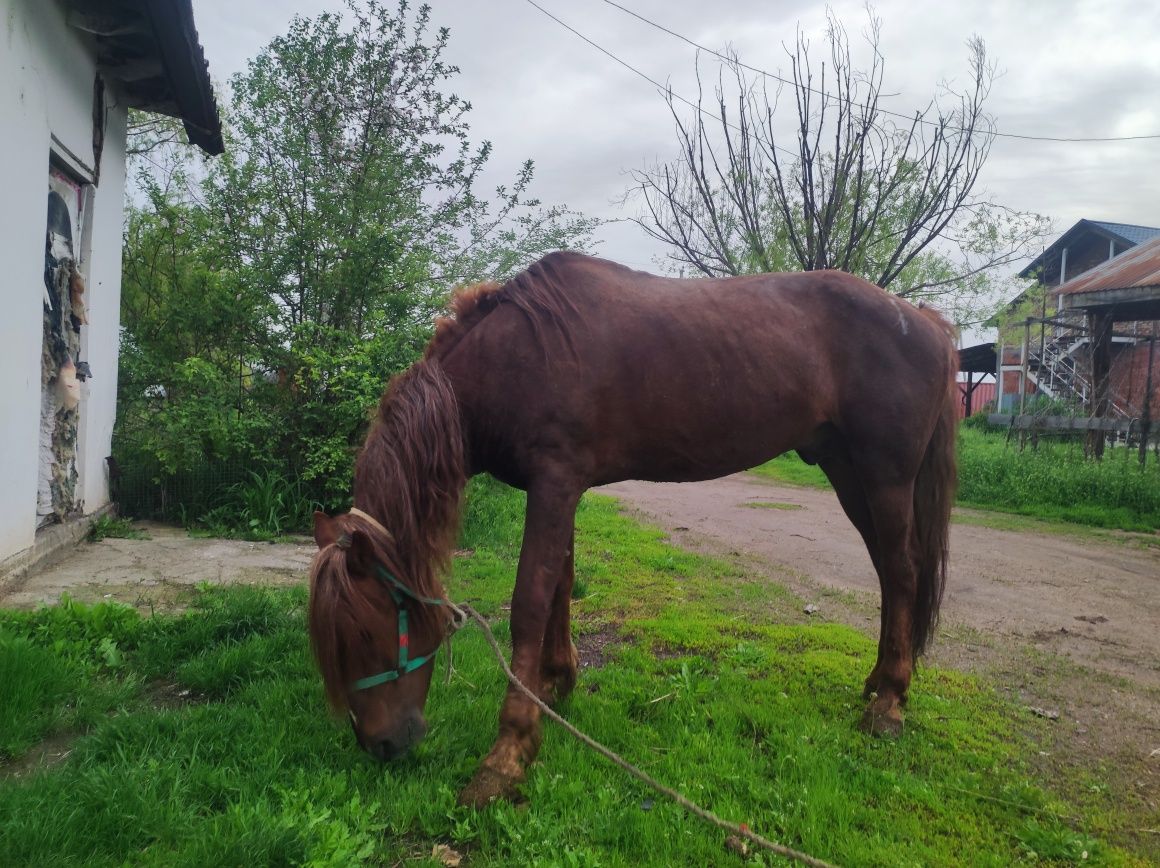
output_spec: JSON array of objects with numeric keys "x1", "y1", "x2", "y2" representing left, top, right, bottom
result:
[{"x1": 0, "y1": 0, "x2": 128, "y2": 564}]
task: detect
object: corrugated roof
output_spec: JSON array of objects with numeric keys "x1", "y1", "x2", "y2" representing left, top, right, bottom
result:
[
  {"x1": 1017, "y1": 218, "x2": 1160, "y2": 278},
  {"x1": 1089, "y1": 221, "x2": 1160, "y2": 246},
  {"x1": 1058, "y1": 234, "x2": 1160, "y2": 295}
]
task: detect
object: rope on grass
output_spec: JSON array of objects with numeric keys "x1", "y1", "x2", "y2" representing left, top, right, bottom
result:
[{"x1": 458, "y1": 603, "x2": 838, "y2": 868}]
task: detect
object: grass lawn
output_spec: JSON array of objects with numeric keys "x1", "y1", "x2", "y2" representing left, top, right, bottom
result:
[
  {"x1": 750, "y1": 426, "x2": 1160, "y2": 534},
  {"x1": 0, "y1": 478, "x2": 1148, "y2": 865}
]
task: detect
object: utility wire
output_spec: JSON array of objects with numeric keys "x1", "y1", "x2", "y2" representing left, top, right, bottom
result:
[
  {"x1": 519, "y1": 0, "x2": 797, "y2": 157},
  {"x1": 600, "y1": 0, "x2": 1160, "y2": 144}
]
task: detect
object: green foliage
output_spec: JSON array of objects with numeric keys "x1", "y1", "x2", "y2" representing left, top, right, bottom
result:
[
  {"x1": 198, "y1": 470, "x2": 319, "y2": 539},
  {"x1": 0, "y1": 634, "x2": 74, "y2": 758},
  {"x1": 993, "y1": 275, "x2": 1051, "y2": 350},
  {"x1": 0, "y1": 599, "x2": 144, "y2": 758},
  {"x1": 0, "y1": 484, "x2": 1141, "y2": 864},
  {"x1": 0, "y1": 596, "x2": 143, "y2": 669},
  {"x1": 117, "y1": 0, "x2": 598, "y2": 532}
]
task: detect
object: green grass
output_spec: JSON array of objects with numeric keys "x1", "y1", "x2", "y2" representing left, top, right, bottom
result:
[
  {"x1": 955, "y1": 427, "x2": 1160, "y2": 532},
  {"x1": 750, "y1": 427, "x2": 1160, "y2": 533},
  {"x1": 749, "y1": 452, "x2": 831, "y2": 489},
  {"x1": 0, "y1": 478, "x2": 1148, "y2": 865}
]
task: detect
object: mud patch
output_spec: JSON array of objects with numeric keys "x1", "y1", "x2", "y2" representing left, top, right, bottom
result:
[
  {"x1": 576, "y1": 621, "x2": 622, "y2": 669},
  {"x1": 0, "y1": 731, "x2": 78, "y2": 781},
  {"x1": 146, "y1": 680, "x2": 209, "y2": 709}
]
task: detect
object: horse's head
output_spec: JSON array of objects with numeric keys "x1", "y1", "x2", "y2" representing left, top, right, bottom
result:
[{"x1": 308, "y1": 510, "x2": 451, "y2": 762}]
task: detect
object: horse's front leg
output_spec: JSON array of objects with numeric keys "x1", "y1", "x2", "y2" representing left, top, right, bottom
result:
[
  {"x1": 459, "y1": 480, "x2": 580, "y2": 807},
  {"x1": 538, "y1": 528, "x2": 578, "y2": 705}
]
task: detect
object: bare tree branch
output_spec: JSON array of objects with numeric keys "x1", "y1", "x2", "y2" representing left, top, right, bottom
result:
[{"x1": 627, "y1": 8, "x2": 1049, "y2": 323}]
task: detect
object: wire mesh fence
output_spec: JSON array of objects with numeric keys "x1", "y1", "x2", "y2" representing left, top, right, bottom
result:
[{"x1": 112, "y1": 453, "x2": 333, "y2": 534}]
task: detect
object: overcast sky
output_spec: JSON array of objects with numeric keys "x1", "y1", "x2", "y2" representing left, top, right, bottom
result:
[{"x1": 192, "y1": 0, "x2": 1160, "y2": 291}]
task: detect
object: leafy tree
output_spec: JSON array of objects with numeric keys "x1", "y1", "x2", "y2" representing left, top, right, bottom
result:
[
  {"x1": 629, "y1": 8, "x2": 1049, "y2": 326},
  {"x1": 117, "y1": 0, "x2": 597, "y2": 516}
]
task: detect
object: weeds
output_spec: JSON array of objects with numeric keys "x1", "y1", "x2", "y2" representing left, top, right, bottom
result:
[
  {"x1": 956, "y1": 428, "x2": 1160, "y2": 531},
  {"x1": 199, "y1": 469, "x2": 318, "y2": 539},
  {"x1": 88, "y1": 515, "x2": 149, "y2": 542}
]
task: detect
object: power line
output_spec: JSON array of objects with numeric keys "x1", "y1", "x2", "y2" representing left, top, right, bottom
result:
[
  {"x1": 520, "y1": 0, "x2": 799, "y2": 156},
  {"x1": 518, "y1": 0, "x2": 795, "y2": 158},
  {"x1": 599, "y1": 0, "x2": 1160, "y2": 144}
]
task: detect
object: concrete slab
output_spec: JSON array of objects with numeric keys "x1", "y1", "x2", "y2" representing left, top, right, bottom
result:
[{"x1": 0, "y1": 522, "x2": 316, "y2": 610}]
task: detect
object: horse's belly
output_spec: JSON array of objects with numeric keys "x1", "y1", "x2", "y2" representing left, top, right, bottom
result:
[{"x1": 601, "y1": 394, "x2": 825, "y2": 485}]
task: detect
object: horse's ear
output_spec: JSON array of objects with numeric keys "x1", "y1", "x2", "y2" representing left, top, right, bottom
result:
[
  {"x1": 313, "y1": 511, "x2": 338, "y2": 549},
  {"x1": 346, "y1": 529, "x2": 376, "y2": 576}
]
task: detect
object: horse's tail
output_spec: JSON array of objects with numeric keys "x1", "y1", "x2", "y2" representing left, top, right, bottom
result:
[{"x1": 911, "y1": 308, "x2": 958, "y2": 658}]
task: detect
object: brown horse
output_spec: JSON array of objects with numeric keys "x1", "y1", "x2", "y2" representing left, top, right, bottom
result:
[{"x1": 308, "y1": 251, "x2": 957, "y2": 807}]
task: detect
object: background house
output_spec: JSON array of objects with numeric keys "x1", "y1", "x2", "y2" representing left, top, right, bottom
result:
[
  {"x1": 0, "y1": 0, "x2": 222, "y2": 574},
  {"x1": 994, "y1": 219, "x2": 1160, "y2": 413}
]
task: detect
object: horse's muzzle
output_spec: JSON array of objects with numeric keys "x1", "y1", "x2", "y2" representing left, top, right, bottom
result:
[{"x1": 361, "y1": 714, "x2": 428, "y2": 762}]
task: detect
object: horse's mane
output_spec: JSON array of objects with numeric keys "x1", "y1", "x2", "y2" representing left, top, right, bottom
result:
[
  {"x1": 308, "y1": 360, "x2": 463, "y2": 709},
  {"x1": 426, "y1": 251, "x2": 586, "y2": 361},
  {"x1": 308, "y1": 251, "x2": 591, "y2": 706},
  {"x1": 308, "y1": 515, "x2": 434, "y2": 711}
]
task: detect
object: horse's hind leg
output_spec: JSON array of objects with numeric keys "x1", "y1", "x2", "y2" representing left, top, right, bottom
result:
[
  {"x1": 858, "y1": 480, "x2": 920, "y2": 737},
  {"x1": 816, "y1": 450, "x2": 889, "y2": 698},
  {"x1": 538, "y1": 528, "x2": 579, "y2": 705},
  {"x1": 458, "y1": 477, "x2": 581, "y2": 808}
]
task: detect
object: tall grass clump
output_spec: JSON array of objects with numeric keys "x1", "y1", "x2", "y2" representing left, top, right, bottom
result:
[
  {"x1": 956, "y1": 427, "x2": 1160, "y2": 531},
  {"x1": 199, "y1": 469, "x2": 319, "y2": 539},
  {"x1": 753, "y1": 424, "x2": 1160, "y2": 533}
]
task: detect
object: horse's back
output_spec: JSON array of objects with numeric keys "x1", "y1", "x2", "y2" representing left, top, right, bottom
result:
[{"x1": 444, "y1": 253, "x2": 954, "y2": 487}]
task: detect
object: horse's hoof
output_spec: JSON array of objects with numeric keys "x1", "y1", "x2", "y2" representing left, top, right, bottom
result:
[
  {"x1": 859, "y1": 702, "x2": 904, "y2": 738},
  {"x1": 538, "y1": 668, "x2": 578, "y2": 706},
  {"x1": 457, "y1": 766, "x2": 524, "y2": 808}
]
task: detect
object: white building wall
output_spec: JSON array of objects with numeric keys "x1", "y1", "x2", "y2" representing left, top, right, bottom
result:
[
  {"x1": 0, "y1": 0, "x2": 129, "y2": 563},
  {"x1": 77, "y1": 109, "x2": 127, "y2": 514}
]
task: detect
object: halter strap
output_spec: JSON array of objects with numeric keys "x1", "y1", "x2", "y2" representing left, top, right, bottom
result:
[
  {"x1": 373, "y1": 564, "x2": 448, "y2": 607},
  {"x1": 351, "y1": 565, "x2": 445, "y2": 691},
  {"x1": 343, "y1": 509, "x2": 464, "y2": 691},
  {"x1": 348, "y1": 507, "x2": 392, "y2": 539}
]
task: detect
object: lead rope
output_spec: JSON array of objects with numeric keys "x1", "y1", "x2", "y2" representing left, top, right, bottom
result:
[
  {"x1": 453, "y1": 602, "x2": 838, "y2": 868},
  {"x1": 442, "y1": 599, "x2": 468, "y2": 685},
  {"x1": 343, "y1": 505, "x2": 829, "y2": 864}
]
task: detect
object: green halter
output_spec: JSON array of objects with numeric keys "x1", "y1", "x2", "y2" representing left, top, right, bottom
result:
[{"x1": 352, "y1": 565, "x2": 445, "y2": 691}]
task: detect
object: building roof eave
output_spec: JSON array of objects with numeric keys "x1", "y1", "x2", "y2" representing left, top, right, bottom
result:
[{"x1": 67, "y1": 0, "x2": 223, "y2": 156}]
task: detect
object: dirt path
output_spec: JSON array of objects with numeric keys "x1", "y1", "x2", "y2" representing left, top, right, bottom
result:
[{"x1": 601, "y1": 475, "x2": 1160, "y2": 688}]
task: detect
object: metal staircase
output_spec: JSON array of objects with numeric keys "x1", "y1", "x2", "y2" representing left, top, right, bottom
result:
[{"x1": 1025, "y1": 317, "x2": 1137, "y2": 418}]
